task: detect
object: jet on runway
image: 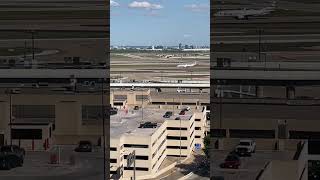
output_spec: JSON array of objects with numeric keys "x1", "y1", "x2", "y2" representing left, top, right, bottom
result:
[
  {"x1": 177, "y1": 61, "x2": 197, "y2": 68},
  {"x1": 214, "y1": 1, "x2": 276, "y2": 20}
]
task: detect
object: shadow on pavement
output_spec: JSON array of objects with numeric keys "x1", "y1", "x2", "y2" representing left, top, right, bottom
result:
[{"x1": 176, "y1": 154, "x2": 210, "y2": 178}]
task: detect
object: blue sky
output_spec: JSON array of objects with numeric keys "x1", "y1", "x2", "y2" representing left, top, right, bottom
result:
[{"x1": 110, "y1": 0, "x2": 209, "y2": 46}]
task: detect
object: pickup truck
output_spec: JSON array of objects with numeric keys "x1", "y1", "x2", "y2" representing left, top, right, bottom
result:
[{"x1": 235, "y1": 139, "x2": 256, "y2": 157}]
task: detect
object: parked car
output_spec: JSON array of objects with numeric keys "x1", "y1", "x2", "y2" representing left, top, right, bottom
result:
[
  {"x1": 179, "y1": 110, "x2": 186, "y2": 115},
  {"x1": 0, "y1": 153, "x2": 23, "y2": 170},
  {"x1": 0, "y1": 146, "x2": 25, "y2": 167},
  {"x1": 110, "y1": 110, "x2": 117, "y2": 115},
  {"x1": 111, "y1": 107, "x2": 118, "y2": 112},
  {"x1": 177, "y1": 88, "x2": 187, "y2": 93},
  {"x1": 220, "y1": 154, "x2": 241, "y2": 169},
  {"x1": 0, "y1": 154, "x2": 12, "y2": 170},
  {"x1": 182, "y1": 106, "x2": 191, "y2": 111},
  {"x1": 74, "y1": 141, "x2": 93, "y2": 152},
  {"x1": 235, "y1": 139, "x2": 256, "y2": 156},
  {"x1": 163, "y1": 111, "x2": 173, "y2": 118}
]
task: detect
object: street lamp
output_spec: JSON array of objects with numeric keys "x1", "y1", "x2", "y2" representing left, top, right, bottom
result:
[
  {"x1": 101, "y1": 78, "x2": 106, "y2": 180},
  {"x1": 5, "y1": 89, "x2": 13, "y2": 146},
  {"x1": 256, "y1": 28, "x2": 264, "y2": 62}
]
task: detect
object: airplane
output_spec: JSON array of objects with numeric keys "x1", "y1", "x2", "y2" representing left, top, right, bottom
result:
[
  {"x1": 177, "y1": 61, "x2": 197, "y2": 68},
  {"x1": 214, "y1": 1, "x2": 276, "y2": 20}
]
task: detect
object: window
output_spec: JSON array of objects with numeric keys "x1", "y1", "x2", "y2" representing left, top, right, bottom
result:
[
  {"x1": 195, "y1": 127, "x2": 201, "y2": 130},
  {"x1": 167, "y1": 146, "x2": 187, "y2": 149},
  {"x1": 152, "y1": 151, "x2": 157, "y2": 158},
  {"x1": 229, "y1": 129, "x2": 275, "y2": 138},
  {"x1": 195, "y1": 119, "x2": 201, "y2": 121},
  {"x1": 158, "y1": 139, "x2": 166, "y2": 150},
  {"x1": 195, "y1": 136, "x2": 201, "y2": 138},
  {"x1": 114, "y1": 95, "x2": 127, "y2": 100},
  {"x1": 123, "y1": 144, "x2": 148, "y2": 148},
  {"x1": 124, "y1": 155, "x2": 148, "y2": 160},
  {"x1": 11, "y1": 129, "x2": 42, "y2": 139},
  {"x1": 152, "y1": 102, "x2": 166, "y2": 105},
  {"x1": 110, "y1": 159, "x2": 117, "y2": 163},
  {"x1": 290, "y1": 131, "x2": 320, "y2": 140},
  {"x1": 82, "y1": 105, "x2": 107, "y2": 124},
  {"x1": 124, "y1": 167, "x2": 149, "y2": 171},
  {"x1": 152, "y1": 140, "x2": 157, "y2": 147},
  {"x1": 113, "y1": 102, "x2": 124, "y2": 106},
  {"x1": 167, "y1": 127, "x2": 187, "y2": 130},
  {"x1": 110, "y1": 147, "x2": 117, "y2": 151},
  {"x1": 167, "y1": 155, "x2": 187, "y2": 158},
  {"x1": 110, "y1": 171, "x2": 118, "y2": 174},
  {"x1": 190, "y1": 121, "x2": 194, "y2": 128},
  {"x1": 309, "y1": 140, "x2": 320, "y2": 155},
  {"x1": 167, "y1": 136, "x2": 187, "y2": 140},
  {"x1": 13, "y1": 105, "x2": 55, "y2": 119},
  {"x1": 211, "y1": 129, "x2": 226, "y2": 138}
]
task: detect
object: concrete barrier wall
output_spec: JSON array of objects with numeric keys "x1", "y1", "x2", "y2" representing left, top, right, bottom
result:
[
  {"x1": 271, "y1": 160, "x2": 299, "y2": 180},
  {"x1": 211, "y1": 138, "x2": 304, "y2": 151},
  {"x1": 12, "y1": 139, "x2": 44, "y2": 151},
  {"x1": 255, "y1": 139, "x2": 276, "y2": 151},
  {"x1": 258, "y1": 162, "x2": 272, "y2": 180},
  {"x1": 284, "y1": 139, "x2": 301, "y2": 151}
]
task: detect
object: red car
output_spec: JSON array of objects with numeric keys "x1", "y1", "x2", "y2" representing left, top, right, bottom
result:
[
  {"x1": 179, "y1": 111, "x2": 186, "y2": 115},
  {"x1": 220, "y1": 154, "x2": 241, "y2": 169}
]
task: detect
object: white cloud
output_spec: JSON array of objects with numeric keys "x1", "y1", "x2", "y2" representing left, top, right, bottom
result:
[
  {"x1": 111, "y1": 0, "x2": 120, "y2": 7},
  {"x1": 184, "y1": 4, "x2": 209, "y2": 12},
  {"x1": 129, "y1": 1, "x2": 163, "y2": 10},
  {"x1": 183, "y1": 34, "x2": 192, "y2": 38}
]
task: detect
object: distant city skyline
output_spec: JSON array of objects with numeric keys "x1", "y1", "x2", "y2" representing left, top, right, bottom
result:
[{"x1": 111, "y1": 0, "x2": 209, "y2": 46}]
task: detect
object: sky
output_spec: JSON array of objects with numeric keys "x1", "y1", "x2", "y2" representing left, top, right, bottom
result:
[{"x1": 110, "y1": 0, "x2": 210, "y2": 46}]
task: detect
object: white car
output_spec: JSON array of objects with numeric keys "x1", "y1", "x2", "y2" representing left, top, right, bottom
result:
[
  {"x1": 235, "y1": 139, "x2": 256, "y2": 156},
  {"x1": 182, "y1": 106, "x2": 191, "y2": 111},
  {"x1": 177, "y1": 88, "x2": 187, "y2": 93}
]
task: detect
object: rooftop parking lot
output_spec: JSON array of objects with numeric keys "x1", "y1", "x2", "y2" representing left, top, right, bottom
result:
[
  {"x1": 110, "y1": 107, "x2": 194, "y2": 138},
  {"x1": 210, "y1": 150, "x2": 295, "y2": 180},
  {"x1": 0, "y1": 145, "x2": 104, "y2": 180}
]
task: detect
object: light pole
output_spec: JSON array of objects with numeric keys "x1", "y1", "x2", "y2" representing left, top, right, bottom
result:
[
  {"x1": 141, "y1": 89, "x2": 144, "y2": 121},
  {"x1": 101, "y1": 78, "x2": 106, "y2": 180},
  {"x1": 9, "y1": 90, "x2": 12, "y2": 146},
  {"x1": 257, "y1": 28, "x2": 264, "y2": 62},
  {"x1": 179, "y1": 109, "x2": 182, "y2": 163}
]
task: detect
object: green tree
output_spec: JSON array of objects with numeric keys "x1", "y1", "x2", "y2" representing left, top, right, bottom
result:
[{"x1": 203, "y1": 135, "x2": 210, "y2": 158}]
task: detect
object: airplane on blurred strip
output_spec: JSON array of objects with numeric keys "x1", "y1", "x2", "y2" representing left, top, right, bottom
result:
[
  {"x1": 214, "y1": 1, "x2": 276, "y2": 20},
  {"x1": 177, "y1": 61, "x2": 197, "y2": 68}
]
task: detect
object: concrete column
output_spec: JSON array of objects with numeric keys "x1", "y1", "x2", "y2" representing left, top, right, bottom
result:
[
  {"x1": 110, "y1": 92, "x2": 114, "y2": 107},
  {"x1": 286, "y1": 86, "x2": 295, "y2": 99},
  {"x1": 255, "y1": 86, "x2": 264, "y2": 98},
  {"x1": 226, "y1": 129, "x2": 230, "y2": 138},
  {"x1": 127, "y1": 92, "x2": 136, "y2": 105},
  {"x1": 278, "y1": 139, "x2": 285, "y2": 151}
]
